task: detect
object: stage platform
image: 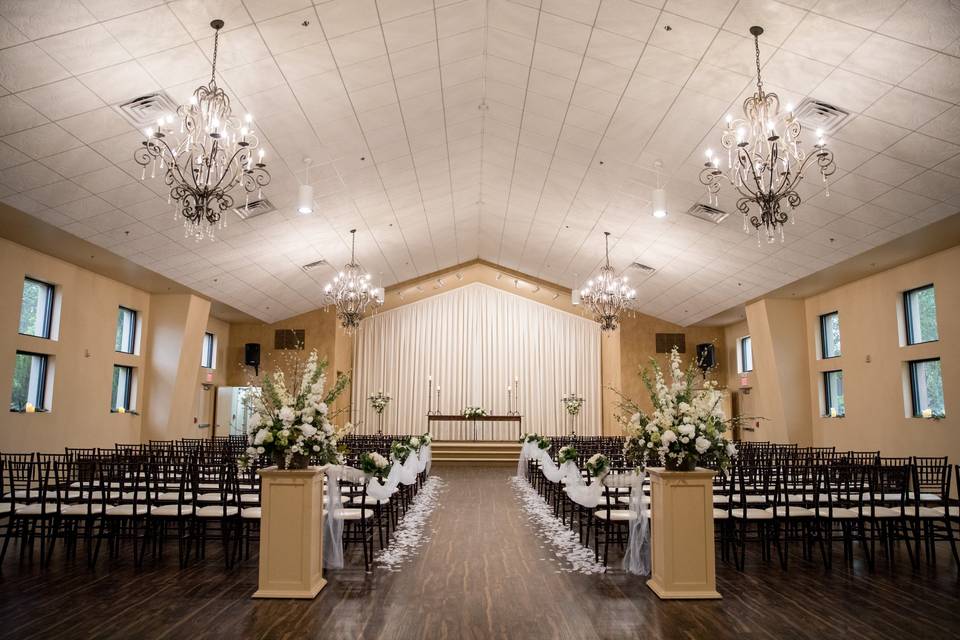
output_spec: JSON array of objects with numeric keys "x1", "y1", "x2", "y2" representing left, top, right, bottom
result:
[{"x1": 430, "y1": 440, "x2": 521, "y2": 466}]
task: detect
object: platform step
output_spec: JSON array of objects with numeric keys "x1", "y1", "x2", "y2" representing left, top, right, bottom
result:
[{"x1": 430, "y1": 441, "x2": 521, "y2": 466}]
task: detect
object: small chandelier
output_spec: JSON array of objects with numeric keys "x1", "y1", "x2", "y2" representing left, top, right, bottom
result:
[
  {"x1": 134, "y1": 19, "x2": 270, "y2": 241},
  {"x1": 579, "y1": 232, "x2": 635, "y2": 332},
  {"x1": 699, "y1": 26, "x2": 836, "y2": 244},
  {"x1": 324, "y1": 229, "x2": 383, "y2": 333}
]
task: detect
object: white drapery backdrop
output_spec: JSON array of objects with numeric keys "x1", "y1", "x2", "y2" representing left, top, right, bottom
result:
[{"x1": 351, "y1": 283, "x2": 601, "y2": 439}]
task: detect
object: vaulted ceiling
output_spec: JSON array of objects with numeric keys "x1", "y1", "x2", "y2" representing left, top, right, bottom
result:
[{"x1": 0, "y1": 0, "x2": 958, "y2": 325}]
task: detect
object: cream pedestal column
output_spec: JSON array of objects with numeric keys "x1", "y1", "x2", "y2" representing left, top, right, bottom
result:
[
  {"x1": 646, "y1": 467, "x2": 721, "y2": 600},
  {"x1": 253, "y1": 466, "x2": 327, "y2": 599}
]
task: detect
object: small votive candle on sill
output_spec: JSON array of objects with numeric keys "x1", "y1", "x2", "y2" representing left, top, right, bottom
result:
[
  {"x1": 117, "y1": 406, "x2": 126, "y2": 414},
  {"x1": 921, "y1": 408, "x2": 933, "y2": 419},
  {"x1": 829, "y1": 407, "x2": 837, "y2": 418},
  {"x1": 24, "y1": 402, "x2": 35, "y2": 413}
]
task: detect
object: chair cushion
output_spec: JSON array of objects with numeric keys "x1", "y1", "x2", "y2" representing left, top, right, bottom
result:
[
  {"x1": 61, "y1": 503, "x2": 104, "y2": 516},
  {"x1": 744, "y1": 494, "x2": 768, "y2": 504},
  {"x1": 346, "y1": 497, "x2": 390, "y2": 506},
  {"x1": 905, "y1": 505, "x2": 945, "y2": 518},
  {"x1": 863, "y1": 506, "x2": 900, "y2": 518},
  {"x1": 593, "y1": 509, "x2": 639, "y2": 521},
  {"x1": 713, "y1": 508, "x2": 729, "y2": 520},
  {"x1": 907, "y1": 492, "x2": 942, "y2": 502},
  {"x1": 150, "y1": 504, "x2": 194, "y2": 517},
  {"x1": 241, "y1": 507, "x2": 261, "y2": 519},
  {"x1": 106, "y1": 504, "x2": 149, "y2": 516},
  {"x1": 816, "y1": 507, "x2": 859, "y2": 519},
  {"x1": 195, "y1": 505, "x2": 238, "y2": 518},
  {"x1": 933, "y1": 505, "x2": 958, "y2": 517},
  {"x1": 731, "y1": 508, "x2": 773, "y2": 520},
  {"x1": 767, "y1": 506, "x2": 815, "y2": 518},
  {"x1": 156, "y1": 491, "x2": 193, "y2": 501},
  {"x1": 324, "y1": 508, "x2": 373, "y2": 520},
  {"x1": 239, "y1": 494, "x2": 260, "y2": 504},
  {"x1": 14, "y1": 502, "x2": 58, "y2": 515},
  {"x1": 196, "y1": 492, "x2": 227, "y2": 502}
]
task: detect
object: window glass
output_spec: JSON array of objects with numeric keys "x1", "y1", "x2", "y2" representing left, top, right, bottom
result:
[
  {"x1": 115, "y1": 307, "x2": 136, "y2": 354},
  {"x1": 910, "y1": 359, "x2": 944, "y2": 418},
  {"x1": 201, "y1": 332, "x2": 215, "y2": 369},
  {"x1": 19, "y1": 278, "x2": 54, "y2": 339},
  {"x1": 824, "y1": 370, "x2": 844, "y2": 417},
  {"x1": 820, "y1": 312, "x2": 841, "y2": 358},
  {"x1": 905, "y1": 285, "x2": 938, "y2": 345},
  {"x1": 112, "y1": 365, "x2": 133, "y2": 411},
  {"x1": 11, "y1": 351, "x2": 47, "y2": 411},
  {"x1": 739, "y1": 336, "x2": 753, "y2": 373}
]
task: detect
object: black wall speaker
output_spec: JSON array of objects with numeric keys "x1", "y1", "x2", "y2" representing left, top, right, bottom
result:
[
  {"x1": 244, "y1": 343, "x2": 261, "y2": 375},
  {"x1": 696, "y1": 343, "x2": 716, "y2": 371}
]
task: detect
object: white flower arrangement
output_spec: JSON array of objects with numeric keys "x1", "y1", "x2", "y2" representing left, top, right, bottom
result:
[
  {"x1": 391, "y1": 439, "x2": 412, "y2": 463},
  {"x1": 421, "y1": 432, "x2": 433, "y2": 445},
  {"x1": 368, "y1": 390, "x2": 391, "y2": 414},
  {"x1": 585, "y1": 453, "x2": 609, "y2": 477},
  {"x1": 621, "y1": 346, "x2": 736, "y2": 471},
  {"x1": 238, "y1": 350, "x2": 350, "y2": 470},
  {"x1": 359, "y1": 451, "x2": 391, "y2": 479},
  {"x1": 558, "y1": 445, "x2": 578, "y2": 464},
  {"x1": 463, "y1": 406, "x2": 487, "y2": 419},
  {"x1": 561, "y1": 393, "x2": 585, "y2": 416},
  {"x1": 408, "y1": 435, "x2": 422, "y2": 451}
]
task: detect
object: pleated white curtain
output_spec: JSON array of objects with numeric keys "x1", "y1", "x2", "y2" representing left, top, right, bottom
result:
[{"x1": 351, "y1": 283, "x2": 601, "y2": 440}]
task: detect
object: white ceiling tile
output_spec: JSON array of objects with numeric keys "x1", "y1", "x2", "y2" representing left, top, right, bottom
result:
[
  {"x1": 24, "y1": 180, "x2": 91, "y2": 207},
  {"x1": 854, "y1": 154, "x2": 926, "y2": 187},
  {"x1": 39, "y1": 146, "x2": 111, "y2": 177},
  {"x1": 18, "y1": 78, "x2": 105, "y2": 121},
  {"x1": 316, "y1": 0, "x2": 380, "y2": 39},
  {"x1": 36, "y1": 23, "x2": 130, "y2": 74},
  {"x1": 595, "y1": 0, "x2": 658, "y2": 41},
  {"x1": 878, "y1": 0, "x2": 960, "y2": 50},
  {"x1": 382, "y1": 11, "x2": 436, "y2": 52},
  {"x1": 258, "y1": 8, "x2": 327, "y2": 54},
  {"x1": 843, "y1": 33, "x2": 935, "y2": 85},
  {"x1": 648, "y1": 11, "x2": 717, "y2": 59},
  {"x1": 813, "y1": 68, "x2": 891, "y2": 114},
  {"x1": 536, "y1": 12, "x2": 592, "y2": 55},
  {"x1": 921, "y1": 106, "x2": 960, "y2": 146},
  {"x1": 58, "y1": 106, "x2": 133, "y2": 143},
  {"x1": 665, "y1": 0, "x2": 736, "y2": 25},
  {"x1": 885, "y1": 132, "x2": 960, "y2": 169},
  {"x1": 834, "y1": 115, "x2": 909, "y2": 153},
  {"x1": 0, "y1": 95, "x2": 48, "y2": 136},
  {"x1": 782, "y1": 13, "x2": 869, "y2": 65},
  {"x1": 864, "y1": 87, "x2": 951, "y2": 131},
  {"x1": 329, "y1": 26, "x2": 388, "y2": 66},
  {"x1": 79, "y1": 0, "x2": 166, "y2": 21},
  {"x1": 78, "y1": 60, "x2": 158, "y2": 104},
  {"x1": 0, "y1": 15, "x2": 28, "y2": 48},
  {"x1": 103, "y1": 5, "x2": 191, "y2": 57},
  {"x1": 723, "y1": 0, "x2": 805, "y2": 46},
  {"x1": 0, "y1": 43, "x2": 69, "y2": 92},
  {"x1": 72, "y1": 165, "x2": 134, "y2": 192},
  {"x1": 810, "y1": 0, "x2": 902, "y2": 31},
  {"x1": 0, "y1": 0, "x2": 96, "y2": 39},
  {"x1": 140, "y1": 44, "x2": 211, "y2": 88},
  {"x1": 2, "y1": 123, "x2": 83, "y2": 159},
  {"x1": 0, "y1": 161, "x2": 63, "y2": 191},
  {"x1": 901, "y1": 54, "x2": 960, "y2": 103},
  {"x1": 167, "y1": 0, "x2": 251, "y2": 39},
  {"x1": 376, "y1": 0, "x2": 434, "y2": 23}
]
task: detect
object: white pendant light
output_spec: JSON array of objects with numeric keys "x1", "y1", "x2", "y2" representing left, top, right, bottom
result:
[
  {"x1": 571, "y1": 273, "x2": 581, "y2": 305},
  {"x1": 652, "y1": 160, "x2": 667, "y2": 218},
  {"x1": 298, "y1": 158, "x2": 314, "y2": 214}
]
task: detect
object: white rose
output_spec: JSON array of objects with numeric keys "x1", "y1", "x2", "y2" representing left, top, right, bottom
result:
[
  {"x1": 661, "y1": 430, "x2": 677, "y2": 445},
  {"x1": 678, "y1": 423, "x2": 695, "y2": 438},
  {"x1": 253, "y1": 428, "x2": 269, "y2": 445},
  {"x1": 248, "y1": 414, "x2": 262, "y2": 429},
  {"x1": 726, "y1": 442, "x2": 738, "y2": 456},
  {"x1": 280, "y1": 428, "x2": 290, "y2": 438},
  {"x1": 316, "y1": 402, "x2": 328, "y2": 415},
  {"x1": 695, "y1": 436, "x2": 711, "y2": 454},
  {"x1": 278, "y1": 406, "x2": 296, "y2": 423},
  {"x1": 301, "y1": 424, "x2": 317, "y2": 437},
  {"x1": 409, "y1": 436, "x2": 420, "y2": 448},
  {"x1": 313, "y1": 445, "x2": 320, "y2": 452},
  {"x1": 303, "y1": 414, "x2": 314, "y2": 424},
  {"x1": 256, "y1": 446, "x2": 265, "y2": 454}
]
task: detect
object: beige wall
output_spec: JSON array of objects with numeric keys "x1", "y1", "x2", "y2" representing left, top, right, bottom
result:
[
  {"x1": 0, "y1": 237, "x2": 229, "y2": 452},
  {"x1": 0, "y1": 237, "x2": 151, "y2": 451},
  {"x1": 726, "y1": 245, "x2": 960, "y2": 461}
]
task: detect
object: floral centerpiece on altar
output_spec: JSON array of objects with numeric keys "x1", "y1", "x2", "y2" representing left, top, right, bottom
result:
[
  {"x1": 621, "y1": 346, "x2": 737, "y2": 472},
  {"x1": 558, "y1": 445, "x2": 578, "y2": 464},
  {"x1": 239, "y1": 350, "x2": 351, "y2": 470},
  {"x1": 561, "y1": 393, "x2": 584, "y2": 416},
  {"x1": 368, "y1": 390, "x2": 391, "y2": 414},
  {"x1": 463, "y1": 406, "x2": 487, "y2": 419},
  {"x1": 359, "y1": 451, "x2": 391, "y2": 480}
]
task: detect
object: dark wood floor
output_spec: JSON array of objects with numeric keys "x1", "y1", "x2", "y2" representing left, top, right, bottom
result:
[{"x1": 1, "y1": 465, "x2": 959, "y2": 639}]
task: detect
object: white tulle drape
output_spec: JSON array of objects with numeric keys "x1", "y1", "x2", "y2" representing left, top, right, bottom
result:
[{"x1": 352, "y1": 283, "x2": 602, "y2": 439}]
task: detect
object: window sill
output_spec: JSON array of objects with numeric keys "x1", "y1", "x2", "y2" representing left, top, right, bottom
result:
[
  {"x1": 111, "y1": 409, "x2": 139, "y2": 415},
  {"x1": 912, "y1": 415, "x2": 945, "y2": 421},
  {"x1": 823, "y1": 415, "x2": 845, "y2": 419},
  {"x1": 10, "y1": 408, "x2": 48, "y2": 413}
]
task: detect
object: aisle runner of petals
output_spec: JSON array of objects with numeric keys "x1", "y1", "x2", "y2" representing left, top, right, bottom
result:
[
  {"x1": 510, "y1": 476, "x2": 606, "y2": 575},
  {"x1": 375, "y1": 476, "x2": 447, "y2": 571}
]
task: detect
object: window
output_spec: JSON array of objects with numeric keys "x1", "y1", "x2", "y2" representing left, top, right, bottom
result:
[
  {"x1": 11, "y1": 351, "x2": 48, "y2": 412},
  {"x1": 18, "y1": 278, "x2": 54, "y2": 339},
  {"x1": 201, "y1": 332, "x2": 216, "y2": 369},
  {"x1": 823, "y1": 370, "x2": 845, "y2": 417},
  {"x1": 738, "y1": 336, "x2": 753, "y2": 373},
  {"x1": 904, "y1": 285, "x2": 938, "y2": 345},
  {"x1": 111, "y1": 365, "x2": 133, "y2": 412},
  {"x1": 115, "y1": 307, "x2": 137, "y2": 354},
  {"x1": 910, "y1": 359, "x2": 945, "y2": 418},
  {"x1": 820, "y1": 311, "x2": 841, "y2": 358}
]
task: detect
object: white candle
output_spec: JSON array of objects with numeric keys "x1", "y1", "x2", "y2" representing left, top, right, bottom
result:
[
  {"x1": 117, "y1": 406, "x2": 125, "y2": 414},
  {"x1": 436, "y1": 385, "x2": 440, "y2": 392},
  {"x1": 829, "y1": 407, "x2": 837, "y2": 418},
  {"x1": 507, "y1": 385, "x2": 512, "y2": 392},
  {"x1": 921, "y1": 408, "x2": 933, "y2": 418},
  {"x1": 24, "y1": 402, "x2": 35, "y2": 413}
]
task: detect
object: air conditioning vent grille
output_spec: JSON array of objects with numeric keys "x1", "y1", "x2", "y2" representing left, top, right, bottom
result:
[
  {"x1": 301, "y1": 259, "x2": 327, "y2": 272},
  {"x1": 794, "y1": 98, "x2": 851, "y2": 135},
  {"x1": 115, "y1": 91, "x2": 178, "y2": 128},
  {"x1": 686, "y1": 203, "x2": 729, "y2": 224},
  {"x1": 234, "y1": 199, "x2": 275, "y2": 219},
  {"x1": 629, "y1": 262, "x2": 656, "y2": 275}
]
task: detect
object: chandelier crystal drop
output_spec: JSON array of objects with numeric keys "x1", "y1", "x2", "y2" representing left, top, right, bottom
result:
[
  {"x1": 579, "y1": 232, "x2": 636, "y2": 332},
  {"x1": 323, "y1": 229, "x2": 383, "y2": 333},
  {"x1": 134, "y1": 19, "x2": 270, "y2": 241},
  {"x1": 699, "y1": 26, "x2": 836, "y2": 245}
]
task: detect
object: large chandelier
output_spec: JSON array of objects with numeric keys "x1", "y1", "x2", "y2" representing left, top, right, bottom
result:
[
  {"x1": 579, "y1": 232, "x2": 636, "y2": 332},
  {"x1": 134, "y1": 19, "x2": 270, "y2": 241},
  {"x1": 699, "y1": 26, "x2": 836, "y2": 244},
  {"x1": 324, "y1": 229, "x2": 383, "y2": 333}
]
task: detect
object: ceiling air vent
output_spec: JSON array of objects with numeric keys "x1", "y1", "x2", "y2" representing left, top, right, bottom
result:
[
  {"x1": 794, "y1": 98, "x2": 852, "y2": 135},
  {"x1": 686, "y1": 203, "x2": 729, "y2": 225},
  {"x1": 301, "y1": 258, "x2": 327, "y2": 272},
  {"x1": 629, "y1": 261, "x2": 656, "y2": 276},
  {"x1": 114, "y1": 91, "x2": 179, "y2": 128},
  {"x1": 233, "y1": 198, "x2": 275, "y2": 220}
]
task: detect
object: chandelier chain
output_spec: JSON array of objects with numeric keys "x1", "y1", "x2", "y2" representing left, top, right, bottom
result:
[{"x1": 753, "y1": 33, "x2": 763, "y2": 95}]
